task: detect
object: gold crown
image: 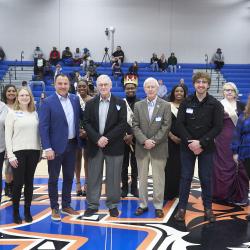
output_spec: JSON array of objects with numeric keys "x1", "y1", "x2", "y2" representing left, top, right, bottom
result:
[{"x1": 124, "y1": 74, "x2": 138, "y2": 86}]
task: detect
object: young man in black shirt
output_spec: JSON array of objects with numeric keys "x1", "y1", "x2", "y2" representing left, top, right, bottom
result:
[{"x1": 175, "y1": 72, "x2": 224, "y2": 223}]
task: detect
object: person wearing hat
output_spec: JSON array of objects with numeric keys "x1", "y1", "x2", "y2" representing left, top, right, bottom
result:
[
  {"x1": 121, "y1": 74, "x2": 140, "y2": 197},
  {"x1": 211, "y1": 48, "x2": 224, "y2": 71}
]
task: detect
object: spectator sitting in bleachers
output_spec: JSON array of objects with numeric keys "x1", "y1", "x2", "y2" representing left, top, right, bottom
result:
[
  {"x1": 211, "y1": 48, "x2": 224, "y2": 71},
  {"x1": 159, "y1": 53, "x2": 167, "y2": 72},
  {"x1": 29, "y1": 74, "x2": 46, "y2": 93},
  {"x1": 128, "y1": 61, "x2": 139, "y2": 75},
  {"x1": 112, "y1": 46, "x2": 125, "y2": 64},
  {"x1": 86, "y1": 60, "x2": 99, "y2": 80},
  {"x1": 157, "y1": 79, "x2": 168, "y2": 99},
  {"x1": 54, "y1": 64, "x2": 62, "y2": 82},
  {"x1": 34, "y1": 54, "x2": 46, "y2": 78},
  {"x1": 43, "y1": 61, "x2": 54, "y2": 79},
  {"x1": 21, "y1": 81, "x2": 28, "y2": 87},
  {"x1": 49, "y1": 47, "x2": 60, "y2": 66},
  {"x1": 179, "y1": 78, "x2": 188, "y2": 95},
  {"x1": 81, "y1": 48, "x2": 91, "y2": 71},
  {"x1": 167, "y1": 52, "x2": 177, "y2": 73},
  {"x1": 112, "y1": 59, "x2": 123, "y2": 79},
  {"x1": 150, "y1": 53, "x2": 160, "y2": 72},
  {"x1": 73, "y1": 48, "x2": 82, "y2": 66},
  {"x1": 0, "y1": 47, "x2": 6, "y2": 61},
  {"x1": 37, "y1": 92, "x2": 47, "y2": 111},
  {"x1": 62, "y1": 46, "x2": 73, "y2": 66},
  {"x1": 33, "y1": 46, "x2": 43, "y2": 59}
]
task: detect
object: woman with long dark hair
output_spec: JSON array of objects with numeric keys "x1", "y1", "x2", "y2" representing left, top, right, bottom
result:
[
  {"x1": 164, "y1": 85, "x2": 187, "y2": 200},
  {"x1": 2, "y1": 84, "x2": 17, "y2": 197}
]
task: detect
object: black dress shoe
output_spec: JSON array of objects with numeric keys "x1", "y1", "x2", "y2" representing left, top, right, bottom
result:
[
  {"x1": 13, "y1": 212, "x2": 22, "y2": 224},
  {"x1": 84, "y1": 208, "x2": 98, "y2": 217},
  {"x1": 174, "y1": 208, "x2": 186, "y2": 222},
  {"x1": 121, "y1": 189, "x2": 128, "y2": 198},
  {"x1": 131, "y1": 189, "x2": 139, "y2": 197},
  {"x1": 109, "y1": 208, "x2": 119, "y2": 217},
  {"x1": 134, "y1": 207, "x2": 148, "y2": 216},
  {"x1": 24, "y1": 207, "x2": 33, "y2": 223},
  {"x1": 204, "y1": 208, "x2": 216, "y2": 223}
]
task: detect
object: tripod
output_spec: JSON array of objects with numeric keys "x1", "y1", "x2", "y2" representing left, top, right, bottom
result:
[{"x1": 101, "y1": 51, "x2": 111, "y2": 64}]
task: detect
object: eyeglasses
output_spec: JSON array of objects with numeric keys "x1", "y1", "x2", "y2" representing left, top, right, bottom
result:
[
  {"x1": 224, "y1": 89, "x2": 235, "y2": 92},
  {"x1": 195, "y1": 80, "x2": 208, "y2": 84}
]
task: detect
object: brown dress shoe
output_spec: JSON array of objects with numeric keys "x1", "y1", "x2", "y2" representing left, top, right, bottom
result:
[
  {"x1": 61, "y1": 207, "x2": 80, "y2": 216},
  {"x1": 174, "y1": 208, "x2": 186, "y2": 222},
  {"x1": 155, "y1": 209, "x2": 164, "y2": 218},
  {"x1": 51, "y1": 209, "x2": 61, "y2": 221},
  {"x1": 204, "y1": 208, "x2": 216, "y2": 223}
]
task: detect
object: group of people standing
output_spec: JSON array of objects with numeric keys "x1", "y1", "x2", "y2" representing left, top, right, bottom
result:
[{"x1": 1, "y1": 69, "x2": 250, "y2": 225}]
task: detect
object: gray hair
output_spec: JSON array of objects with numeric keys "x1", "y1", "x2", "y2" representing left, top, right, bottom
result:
[
  {"x1": 96, "y1": 74, "x2": 112, "y2": 86},
  {"x1": 223, "y1": 82, "x2": 239, "y2": 96},
  {"x1": 143, "y1": 77, "x2": 159, "y2": 88}
]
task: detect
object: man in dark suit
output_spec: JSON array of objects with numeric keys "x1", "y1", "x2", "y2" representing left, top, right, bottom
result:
[
  {"x1": 39, "y1": 74, "x2": 81, "y2": 221},
  {"x1": 83, "y1": 74, "x2": 127, "y2": 217}
]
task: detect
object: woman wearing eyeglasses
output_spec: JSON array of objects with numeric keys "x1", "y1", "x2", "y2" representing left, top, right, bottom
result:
[{"x1": 213, "y1": 82, "x2": 248, "y2": 205}]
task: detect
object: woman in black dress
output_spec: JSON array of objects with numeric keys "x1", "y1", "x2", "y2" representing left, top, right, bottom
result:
[{"x1": 164, "y1": 85, "x2": 187, "y2": 200}]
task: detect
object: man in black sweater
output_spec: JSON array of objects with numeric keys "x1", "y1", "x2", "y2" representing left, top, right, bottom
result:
[{"x1": 174, "y1": 72, "x2": 224, "y2": 223}]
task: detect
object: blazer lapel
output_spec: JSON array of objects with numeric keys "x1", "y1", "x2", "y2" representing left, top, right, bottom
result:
[
  {"x1": 104, "y1": 95, "x2": 115, "y2": 133},
  {"x1": 142, "y1": 99, "x2": 150, "y2": 122},
  {"x1": 150, "y1": 98, "x2": 161, "y2": 124},
  {"x1": 54, "y1": 94, "x2": 67, "y2": 124},
  {"x1": 94, "y1": 95, "x2": 100, "y2": 126}
]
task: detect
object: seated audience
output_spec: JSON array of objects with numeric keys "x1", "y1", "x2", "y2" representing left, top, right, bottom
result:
[
  {"x1": 43, "y1": 61, "x2": 54, "y2": 78},
  {"x1": 0, "y1": 46, "x2": 6, "y2": 61},
  {"x1": 34, "y1": 54, "x2": 46, "y2": 77},
  {"x1": 62, "y1": 47, "x2": 73, "y2": 66},
  {"x1": 81, "y1": 48, "x2": 91, "y2": 71},
  {"x1": 159, "y1": 53, "x2": 167, "y2": 72},
  {"x1": 179, "y1": 78, "x2": 188, "y2": 95},
  {"x1": 112, "y1": 46, "x2": 125, "y2": 64},
  {"x1": 112, "y1": 59, "x2": 123, "y2": 79},
  {"x1": 49, "y1": 47, "x2": 60, "y2": 66},
  {"x1": 86, "y1": 60, "x2": 98, "y2": 80},
  {"x1": 150, "y1": 53, "x2": 159, "y2": 72},
  {"x1": 54, "y1": 64, "x2": 62, "y2": 82},
  {"x1": 128, "y1": 61, "x2": 139, "y2": 75},
  {"x1": 73, "y1": 48, "x2": 82, "y2": 66},
  {"x1": 167, "y1": 52, "x2": 177, "y2": 72},
  {"x1": 157, "y1": 79, "x2": 167, "y2": 99},
  {"x1": 211, "y1": 48, "x2": 224, "y2": 71},
  {"x1": 33, "y1": 46, "x2": 43, "y2": 59}
]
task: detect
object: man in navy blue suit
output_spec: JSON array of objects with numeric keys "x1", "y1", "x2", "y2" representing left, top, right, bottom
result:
[{"x1": 39, "y1": 74, "x2": 81, "y2": 221}]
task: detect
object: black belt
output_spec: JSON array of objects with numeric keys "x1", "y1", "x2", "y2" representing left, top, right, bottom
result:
[{"x1": 68, "y1": 137, "x2": 77, "y2": 143}]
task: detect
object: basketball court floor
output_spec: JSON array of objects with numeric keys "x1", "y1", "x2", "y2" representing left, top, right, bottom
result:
[{"x1": 0, "y1": 161, "x2": 250, "y2": 250}]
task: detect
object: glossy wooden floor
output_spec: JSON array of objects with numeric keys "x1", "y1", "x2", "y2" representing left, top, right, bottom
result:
[{"x1": 1, "y1": 176, "x2": 250, "y2": 250}]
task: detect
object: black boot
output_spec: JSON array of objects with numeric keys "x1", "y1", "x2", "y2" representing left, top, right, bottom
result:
[
  {"x1": 4, "y1": 183, "x2": 10, "y2": 197},
  {"x1": 24, "y1": 206, "x2": 33, "y2": 223},
  {"x1": 13, "y1": 206, "x2": 22, "y2": 224},
  {"x1": 8, "y1": 181, "x2": 13, "y2": 198}
]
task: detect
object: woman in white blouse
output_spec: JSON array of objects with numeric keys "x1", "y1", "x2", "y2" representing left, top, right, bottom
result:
[{"x1": 5, "y1": 87, "x2": 41, "y2": 224}]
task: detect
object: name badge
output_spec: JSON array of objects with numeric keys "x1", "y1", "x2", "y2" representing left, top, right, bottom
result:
[
  {"x1": 15, "y1": 111, "x2": 24, "y2": 117},
  {"x1": 155, "y1": 117, "x2": 162, "y2": 122},
  {"x1": 186, "y1": 108, "x2": 193, "y2": 114}
]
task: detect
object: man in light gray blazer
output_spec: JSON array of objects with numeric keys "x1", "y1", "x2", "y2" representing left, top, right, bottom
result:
[{"x1": 132, "y1": 77, "x2": 171, "y2": 218}]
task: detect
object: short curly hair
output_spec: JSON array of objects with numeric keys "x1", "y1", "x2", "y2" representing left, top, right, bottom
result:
[{"x1": 192, "y1": 72, "x2": 211, "y2": 86}]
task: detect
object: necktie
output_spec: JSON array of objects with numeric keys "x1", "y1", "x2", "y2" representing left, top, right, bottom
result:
[{"x1": 148, "y1": 101, "x2": 154, "y2": 121}]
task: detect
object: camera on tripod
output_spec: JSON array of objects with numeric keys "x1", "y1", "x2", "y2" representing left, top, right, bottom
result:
[{"x1": 104, "y1": 47, "x2": 109, "y2": 53}]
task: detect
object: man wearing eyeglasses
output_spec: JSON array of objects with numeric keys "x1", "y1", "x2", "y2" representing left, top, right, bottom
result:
[{"x1": 174, "y1": 72, "x2": 224, "y2": 223}]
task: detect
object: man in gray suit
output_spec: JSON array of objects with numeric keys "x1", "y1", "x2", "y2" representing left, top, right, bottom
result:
[{"x1": 132, "y1": 77, "x2": 171, "y2": 218}]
